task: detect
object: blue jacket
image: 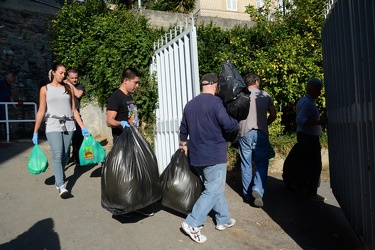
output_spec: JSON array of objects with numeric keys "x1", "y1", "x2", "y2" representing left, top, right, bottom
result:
[{"x1": 179, "y1": 93, "x2": 239, "y2": 166}]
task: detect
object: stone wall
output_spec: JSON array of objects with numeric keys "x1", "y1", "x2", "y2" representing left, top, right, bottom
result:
[
  {"x1": 0, "y1": 8, "x2": 55, "y2": 137},
  {"x1": 0, "y1": 8, "x2": 54, "y2": 100},
  {"x1": 140, "y1": 9, "x2": 255, "y2": 30}
]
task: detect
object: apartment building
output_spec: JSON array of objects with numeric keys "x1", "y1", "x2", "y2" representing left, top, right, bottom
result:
[{"x1": 194, "y1": 0, "x2": 267, "y2": 21}]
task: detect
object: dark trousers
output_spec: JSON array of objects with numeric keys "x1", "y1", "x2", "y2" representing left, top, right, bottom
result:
[
  {"x1": 296, "y1": 132, "x2": 322, "y2": 196},
  {"x1": 72, "y1": 122, "x2": 83, "y2": 163}
]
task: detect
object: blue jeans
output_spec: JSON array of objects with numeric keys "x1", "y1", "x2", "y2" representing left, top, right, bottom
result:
[
  {"x1": 184, "y1": 163, "x2": 231, "y2": 227},
  {"x1": 46, "y1": 131, "x2": 74, "y2": 188},
  {"x1": 238, "y1": 130, "x2": 269, "y2": 199}
]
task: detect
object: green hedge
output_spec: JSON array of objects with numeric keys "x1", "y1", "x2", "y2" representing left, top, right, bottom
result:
[{"x1": 51, "y1": 0, "x2": 328, "y2": 137}]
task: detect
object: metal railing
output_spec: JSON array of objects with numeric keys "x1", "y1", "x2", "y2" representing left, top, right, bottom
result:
[{"x1": 0, "y1": 102, "x2": 37, "y2": 142}]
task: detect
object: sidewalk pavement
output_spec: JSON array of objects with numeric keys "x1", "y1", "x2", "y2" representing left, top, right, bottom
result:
[{"x1": 0, "y1": 139, "x2": 364, "y2": 250}]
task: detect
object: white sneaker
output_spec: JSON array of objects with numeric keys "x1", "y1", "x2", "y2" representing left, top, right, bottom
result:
[
  {"x1": 215, "y1": 218, "x2": 236, "y2": 231},
  {"x1": 58, "y1": 185, "x2": 69, "y2": 198},
  {"x1": 180, "y1": 221, "x2": 207, "y2": 243}
]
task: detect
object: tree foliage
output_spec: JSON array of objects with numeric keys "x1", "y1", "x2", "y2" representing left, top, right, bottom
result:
[
  {"x1": 50, "y1": 0, "x2": 328, "y2": 135},
  {"x1": 147, "y1": 0, "x2": 196, "y2": 13},
  {"x1": 244, "y1": 0, "x2": 327, "y2": 132},
  {"x1": 196, "y1": 0, "x2": 327, "y2": 134},
  {"x1": 51, "y1": 0, "x2": 162, "y2": 124}
]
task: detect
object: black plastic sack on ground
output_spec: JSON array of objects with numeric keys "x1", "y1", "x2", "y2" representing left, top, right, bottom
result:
[
  {"x1": 218, "y1": 60, "x2": 250, "y2": 121},
  {"x1": 282, "y1": 143, "x2": 303, "y2": 190},
  {"x1": 160, "y1": 149, "x2": 203, "y2": 215},
  {"x1": 101, "y1": 126, "x2": 162, "y2": 215}
]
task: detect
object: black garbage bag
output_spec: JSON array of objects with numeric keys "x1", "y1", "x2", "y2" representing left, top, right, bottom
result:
[
  {"x1": 218, "y1": 60, "x2": 250, "y2": 121},
  {"x1": 225, "y1": 90, "x2": 251, "y2": 121},
  {"x1": 282, "y1": 143, "x2": 303, "y2": 190},
  {"x1": 101, "y1": 126, "x2": 162, "y2": 215},
  {"x1": 160, "y1": 149, "x2": 203, "y2": 215}
]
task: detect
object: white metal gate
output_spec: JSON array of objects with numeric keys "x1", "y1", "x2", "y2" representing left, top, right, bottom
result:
[{"x1": 150, "y1": 16, "x2": 200, "y2": 174}]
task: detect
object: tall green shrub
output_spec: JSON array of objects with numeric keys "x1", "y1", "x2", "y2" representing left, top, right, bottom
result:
[
  {"x1": 51, "y1": 0, "x2": 162, "y2": 126},
  {"x1": 50, "y1": 0, "x2": 327, "y2": 135}
]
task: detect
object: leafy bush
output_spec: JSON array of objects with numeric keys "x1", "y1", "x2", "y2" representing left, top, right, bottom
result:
[
  {"x1": 147, "y1": 0, "x2": 196, "y2": 13},
  {"x1": 51, "y1": 0, "x2": 163, "y2": 127},
  {"x1": 51, "y1": 0, "x2": 328, "y2": 138}
]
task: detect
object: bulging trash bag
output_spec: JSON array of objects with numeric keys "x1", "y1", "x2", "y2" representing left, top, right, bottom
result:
[
  {"x1": 101, "y1": 126, "x2": 162, "y2": 215},
  {"x1": 160, "y1": 149, "x2": 203, "y2": 215},
  {"x1": 225, "y1": 90, "x2": 251, "y2": 121},
  {"x1": 218, "y1": 60, "x2": 250, "y2": 121},
  {"x1": 27, "y1": 144, "x2": 48, "y2": 174},
  {"x1": 282, "y1": 143, "x2": 302, "y2": 189},
  {"x1": 79, "y1": 135, "x2": 106, "y2": 166}
]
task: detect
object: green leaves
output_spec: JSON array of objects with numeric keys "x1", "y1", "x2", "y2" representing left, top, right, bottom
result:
[
  {"x1": 147, "y1": 0, "x2": 196, "y2": 13},
  {"x1": 51, "y1": 0, "x2": 327, "y2": 135},
  {"x1": 51, "y1": 1, "x2": 162, "y2": 126},
  {"x1": 197, "y1": 0, "x2": 327, "y2": 135}
]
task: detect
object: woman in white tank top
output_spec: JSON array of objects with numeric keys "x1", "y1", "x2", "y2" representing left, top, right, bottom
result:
[{"x1": 32, "y1": 63, "x2": 90, "y2": 198}]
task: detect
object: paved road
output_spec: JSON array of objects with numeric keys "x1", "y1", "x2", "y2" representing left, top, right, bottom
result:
[{"x1": 0, "y1": 139, "x2": 364, "y2": 250}]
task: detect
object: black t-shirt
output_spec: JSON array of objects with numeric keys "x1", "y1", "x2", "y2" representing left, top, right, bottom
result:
[
  {"x1": 107, "y1": 89, "x2": 138, "y2": 136},
  {"x1": 74, "y1": 83, "x2": 86, "y2": 112}
]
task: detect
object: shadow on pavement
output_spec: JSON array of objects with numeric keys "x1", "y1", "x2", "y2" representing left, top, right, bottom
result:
[
  {"x1": 44, "y1": 162, "x2": 99, "y2": 185},
  {"x1": 0, "y1": 140, "x2": 33, "y2": 165},
  {"x1": 111, "y1": 202, "x2": 166, "y2": 224},
  {"x1": 90, "y1": 165, "x2": 102, "y2": 178},
  {"x1": 0, "y1": 218, "x2": 60, "y2": 249},
  {"x1": 65, "y1": 163, "x2": 97, "y2": 192},
  {"x1": 226, "y1": 167, "x2": 364, "y2": 250}
]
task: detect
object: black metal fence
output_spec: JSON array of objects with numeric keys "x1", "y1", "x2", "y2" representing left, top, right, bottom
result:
[{"x1": 322, "y1": 0, "x2": 375, "y2": 248}]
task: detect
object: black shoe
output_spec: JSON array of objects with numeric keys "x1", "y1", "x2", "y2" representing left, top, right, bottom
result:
[{"x1": 135, "y1": 207, "x2": 155, "y2": 217}]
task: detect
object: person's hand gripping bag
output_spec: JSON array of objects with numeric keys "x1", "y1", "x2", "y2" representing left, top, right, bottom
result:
[
  {"x1": 27, "y1": 144, "x2": 48, "y2": 174},
  {"x1": 79, "y1": 135, "x2": 106, "y2": 166}
]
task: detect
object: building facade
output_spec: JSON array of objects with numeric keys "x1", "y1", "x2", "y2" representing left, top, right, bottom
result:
[{"x1": 195, "y1": 0, "x2": 254, "y2": 21}]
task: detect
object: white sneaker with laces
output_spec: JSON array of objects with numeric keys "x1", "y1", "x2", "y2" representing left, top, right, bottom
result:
[
  {"x1": 58, "y1": 185, "x2": 69, "y2": 198},
  {"x1": 181, "y1": 221, "x2": 207, "y2": 243},
  {"x1": 215, "y1": 218, "x2": 236, "y2": 231}
]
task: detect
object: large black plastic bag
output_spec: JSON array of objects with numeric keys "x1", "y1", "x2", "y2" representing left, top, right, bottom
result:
[
  {"x1": 218, "y1": 60, "x2": 250, "y2": 121},
  {"x1": 282, "y1": 143, "x2": 302, "y2": 190},
  {"x1": 101, "y1": 126, "x2": 162, "y2": 215},
  {"x1": 225, "y1": 90, "x2": 251, "y2": 121},
  {"x1": 160, "y1": 149, "x2": 203, "y2": 215}
]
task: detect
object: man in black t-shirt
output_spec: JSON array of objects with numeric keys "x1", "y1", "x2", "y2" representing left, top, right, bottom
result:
[
  {"x1": 106, "y1": 68, "x2": 139, "y2": 143},
  {"x1": 105, "y1": 68, "x2": 153, "y2": 217}
]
